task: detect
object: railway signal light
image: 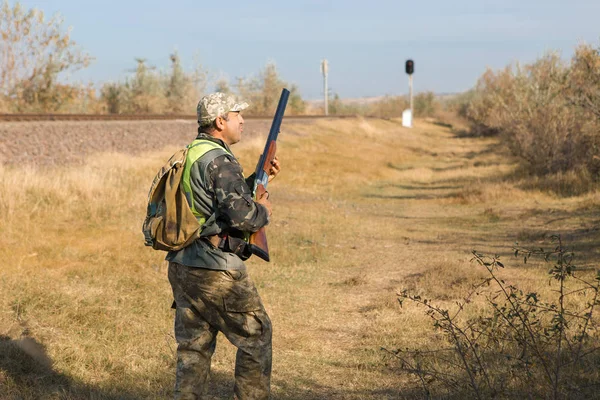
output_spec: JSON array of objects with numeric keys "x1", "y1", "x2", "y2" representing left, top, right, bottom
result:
[{"x1": 405, "y1": 59, "x2": 414, "y2": 75}]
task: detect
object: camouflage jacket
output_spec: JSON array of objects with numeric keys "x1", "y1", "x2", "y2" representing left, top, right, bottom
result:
[{"x1": 166, "y1": 132, "x2": 270, "y2": 270}]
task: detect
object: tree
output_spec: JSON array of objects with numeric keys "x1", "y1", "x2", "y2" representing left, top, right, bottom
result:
[
  {"x1": 165, "y1": 51, "x2": 207, "y2": 114},
  {"x1": 0, "y1": 1, "x2": 92, "y2": 111},
  {"x1": 215, "y1": 77, "x2": 232, "y2": 94},
  {"x1": 100, "y1": 82, "x2": 124, "y2": 114},
  {"x1": 126, "y1": 58, "x2": 164, "y2": 113},
  {"x1": 165, "y1": 51, "x2": 189, "y2": 113},
  {"x1": 237, "y1": 61, "x2": 305, "y2": 115},
  {"x1": 287, "y1": 84, "x2": 305, "y2": 115}
]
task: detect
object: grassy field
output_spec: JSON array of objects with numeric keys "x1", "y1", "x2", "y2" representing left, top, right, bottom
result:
[{"x1": 1, "y1": 117, "x2": 599, "y2": 399}]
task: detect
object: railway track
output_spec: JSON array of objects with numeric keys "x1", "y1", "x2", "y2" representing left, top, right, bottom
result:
[{"x1": 0, "y1": 113, "x2": 356, "y2": 122}]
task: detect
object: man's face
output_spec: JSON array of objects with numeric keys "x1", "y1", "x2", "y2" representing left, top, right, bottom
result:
[{"x1": 220, "y1": 111, "x2": 244, "y2": 145}]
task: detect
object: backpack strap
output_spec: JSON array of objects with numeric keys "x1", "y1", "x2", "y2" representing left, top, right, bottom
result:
[{"x1": 182, "y1": 139, "x2": 232, "y2": 228}]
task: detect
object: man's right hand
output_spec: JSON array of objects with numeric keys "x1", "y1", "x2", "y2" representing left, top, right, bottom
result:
[{"x1": 256, "y1": 190, "x2": 272, "y2": 216}]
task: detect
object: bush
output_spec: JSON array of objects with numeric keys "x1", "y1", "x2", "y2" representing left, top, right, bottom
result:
[
  {"x1": 367, "y1": 95, "x2": 408, "y2": 119},
  {"x1": 464, "y1": 44, "x2": 600, "y2": 178},
  {"x1": 569, "y1": 44, "x2": 600, "y2": 121},
  {"x1": 390, "y1": 236, "x2": 600, "y2": 399},
  {"x1": 413, "y1": 92, "x2": 438, "y2": 118},
  {"x1": 442, "y1": 91, "x2": 476, "y2": 122},
  {"x1": 327, "y1": 92, "x2": 438, "y2": 119},
  {"x1": 327, "y1": 94, "x2": 372, "y2": 116},
  {"x1": 0, "y1": 96, "x2": 9, "y2": 113}
]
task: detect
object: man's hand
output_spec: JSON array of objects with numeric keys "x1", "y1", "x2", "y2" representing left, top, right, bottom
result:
[
  {"x1": 267, "y1": 156, "x2": 281, "y2": 182},
  {"x1": 256, "y1": 189, "x2": 272, "y2": 216}
]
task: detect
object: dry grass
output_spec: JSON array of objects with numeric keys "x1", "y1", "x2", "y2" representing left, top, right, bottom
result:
[{"x1": 1, "y1": 118, "x2": 599, "y2": 399}]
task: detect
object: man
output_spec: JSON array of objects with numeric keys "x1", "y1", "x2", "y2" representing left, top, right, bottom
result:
[{"x1": 167, "y1": 92, "x2": 280, "y2": 399}]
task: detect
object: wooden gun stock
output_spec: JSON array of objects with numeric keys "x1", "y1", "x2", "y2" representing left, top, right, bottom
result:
[
  {"x1": 263, "y1": 141, "x2": 277, "y2": 172},
  {"x1": 249, "y1": 183, "x2": 270, "y2": 262}
]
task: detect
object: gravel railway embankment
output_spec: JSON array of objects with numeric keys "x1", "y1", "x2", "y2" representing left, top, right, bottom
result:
[{"x1": 0, "y1": 119, "x2": 281, "y2": 167}]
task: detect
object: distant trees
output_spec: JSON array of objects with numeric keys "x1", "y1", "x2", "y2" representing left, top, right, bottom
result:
[
  {"x1": 0, "y1": 2, "x2": 305, "y2": 116},
  {"x1": 0, "y1": 0, "x2": 93, "y2": 112},
  {"x1": 327, "y1": 92, "x2": 439, "y2": 119},
  {"x1": 100, "y1": 53, "x2": 207, "y2": 114},
  {"x1": 99, "y1": 60, "x2": 309, "y2": 116},
  {"x1": 0, "y1": 2, "x2": 306, "y2": 116}
]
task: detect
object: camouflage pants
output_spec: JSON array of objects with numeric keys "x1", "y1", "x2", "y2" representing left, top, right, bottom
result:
[{"x1": 168, "y1": 262, "x2": 272, "y2": 400}]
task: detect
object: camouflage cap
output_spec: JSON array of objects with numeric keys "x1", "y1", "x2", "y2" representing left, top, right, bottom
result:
[{"x1": 197, "y1": 92, "x2": 249, "y2": 125}]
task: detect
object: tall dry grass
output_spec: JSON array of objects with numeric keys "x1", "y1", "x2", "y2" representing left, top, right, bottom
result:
[
  {"x1": 0, "y1": 118, "x2": 417, "y2": 398},
  {"x1": 0, "y1": 152, "x2": 175, "y2": 397},
  {"x1": 1, "y1": 117, "x2": 599, "y2": 399}
]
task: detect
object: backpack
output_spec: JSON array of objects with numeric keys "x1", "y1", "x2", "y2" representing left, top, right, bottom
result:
[{"x1": 142, "y1": 148, "x2": 200, "y2": 251}]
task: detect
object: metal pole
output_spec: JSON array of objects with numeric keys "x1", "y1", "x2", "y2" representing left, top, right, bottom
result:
[
  {"x1": 324, "y1": 72, "x2": 328, "y2": 116},
  {"x1": 321, "y1": 59, "x2": 329, "y2": 116},
  {"x1": 409, "y1": 74, "x2": 413, "y2": 118}
]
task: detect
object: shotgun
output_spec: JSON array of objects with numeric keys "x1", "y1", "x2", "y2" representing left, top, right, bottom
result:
[{"x1": 248, "y1": 88, "x2": 290, "y2": 261}]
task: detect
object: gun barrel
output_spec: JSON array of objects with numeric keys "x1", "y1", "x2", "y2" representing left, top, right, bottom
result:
[{"x1": 253, "y1": 88, "x2": 290, "y2": 186}]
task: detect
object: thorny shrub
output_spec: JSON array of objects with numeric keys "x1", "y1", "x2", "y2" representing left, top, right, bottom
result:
[{"x1": 388, "y1": 236, "x2": 600, "y2": 400}]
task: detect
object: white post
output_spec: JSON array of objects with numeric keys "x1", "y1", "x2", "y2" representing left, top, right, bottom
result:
[
  {"x1": 402, "y1": 74, "x2": 414, "y2": 128},
  {"x1": 321, "y1": 59, "x2": 329, "y2": 116}
]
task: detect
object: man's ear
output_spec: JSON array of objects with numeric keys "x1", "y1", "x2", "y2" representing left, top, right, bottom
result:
[{"x1": 214, "y1": 116, "x2": 224, "y2": 131}]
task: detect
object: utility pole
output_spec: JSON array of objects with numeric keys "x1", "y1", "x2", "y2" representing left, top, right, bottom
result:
[{"x1": 321, "y1": 59, "x2": 329, "y2": 116}]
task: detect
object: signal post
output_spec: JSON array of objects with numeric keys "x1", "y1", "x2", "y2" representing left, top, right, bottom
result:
[{"x1": 403, "y1": 59, "x2": 414, "y2": 128}]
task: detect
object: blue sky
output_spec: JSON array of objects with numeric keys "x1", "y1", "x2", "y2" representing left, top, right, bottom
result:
[{"x1": 14, "y1": 0, "x2": 600, "y2": 99}]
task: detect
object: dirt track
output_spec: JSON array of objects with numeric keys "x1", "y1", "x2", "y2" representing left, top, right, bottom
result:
[{"x1": 0, "y1": 119, "x2": 285, "y2": 166}]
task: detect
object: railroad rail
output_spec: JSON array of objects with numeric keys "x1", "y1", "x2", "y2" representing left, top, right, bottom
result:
[{"x1": 0, "y1": 113, "x2": 358, "y2": 122}]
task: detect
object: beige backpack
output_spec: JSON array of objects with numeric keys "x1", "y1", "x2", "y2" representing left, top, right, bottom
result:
[{"x1": 142, "y1": 148, "x2": 200, "y2": 251}]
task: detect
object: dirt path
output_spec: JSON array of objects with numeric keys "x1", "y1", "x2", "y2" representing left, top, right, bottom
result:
[{"x1": 258, "y1": 119, "x2": 600, "y2": 399}]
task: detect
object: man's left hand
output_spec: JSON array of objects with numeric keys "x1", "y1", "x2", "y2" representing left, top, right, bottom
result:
[{"x1": 267, "y1": 156, "x2": 281, "y2": 182}]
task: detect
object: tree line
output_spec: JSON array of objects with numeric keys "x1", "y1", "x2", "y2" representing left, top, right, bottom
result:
[
  {"x1": 0, "y1": 1, "x2": 307, "y2": 116},
  {"x1": 0, "y1": 1, "x2": 438, "y2": 118}
]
